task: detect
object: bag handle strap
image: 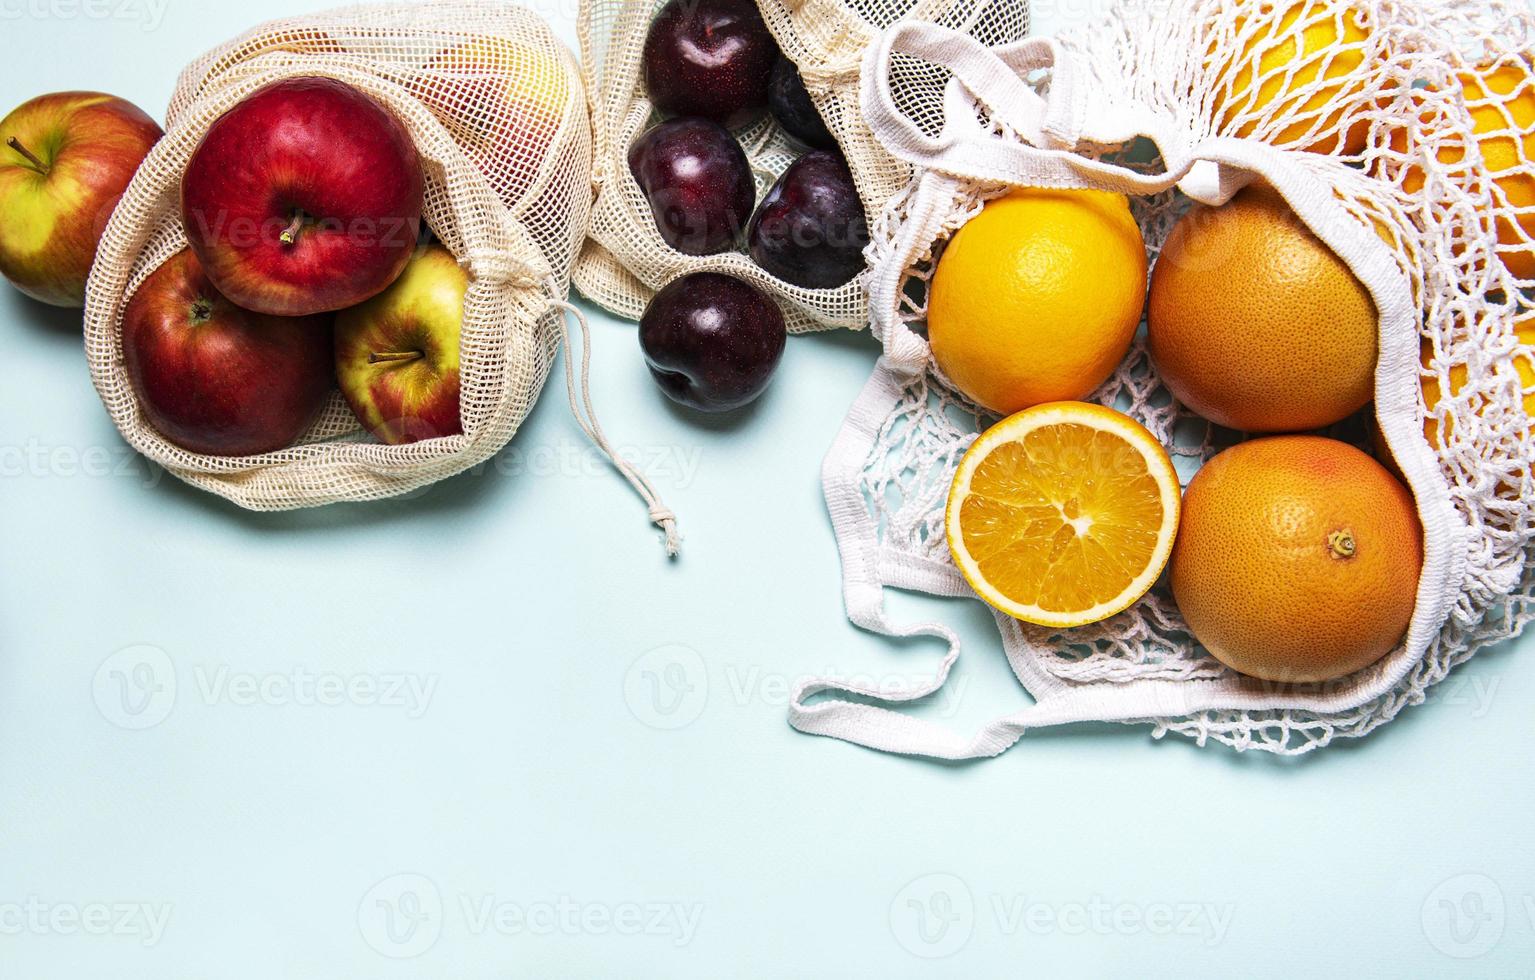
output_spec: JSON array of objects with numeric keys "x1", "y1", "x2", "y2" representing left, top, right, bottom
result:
[
  {"x1": 860, "y1": 21, "x2": 1254, "y2": 200},
  {"x1": 860, "y1": 24, "x2": 1067, "y2": 175},
  {"x1": 786, "y1": 364, "x2": 1095, "y2": 759},
  {"x1": 784, "y1": 573, "x2": 1099, "y2": 758}
]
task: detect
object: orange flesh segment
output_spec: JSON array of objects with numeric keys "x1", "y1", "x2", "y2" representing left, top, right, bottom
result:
[{"x1": 958, "y1": 424, "x2": 1168, "y2": 614}]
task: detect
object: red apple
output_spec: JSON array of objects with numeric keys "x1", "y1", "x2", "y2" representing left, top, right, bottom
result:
[
  {"x1": 334, "y1": 243, "x2": 465, "y2": 444},
  {"x1": 0, "y1": 92, "x2": 161, "y2": 307},
  {"x1": 180, "y1": 76, "x2": 423, "y2": 317},
  {"x1": 122, "y1": 249, "x2": 334, "y2": 456}
]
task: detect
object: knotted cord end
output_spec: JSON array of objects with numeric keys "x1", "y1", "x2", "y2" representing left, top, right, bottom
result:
[
  {"x1": 552, "y1": 296, "x2": 686, "y2": 559},
  {"x1": 649, "y1": 506, "x2": 682, "y2": 558}
]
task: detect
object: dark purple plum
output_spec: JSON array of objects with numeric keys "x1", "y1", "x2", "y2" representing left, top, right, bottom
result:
[
  {"x1": 642, "y1": 0, "x2": 780, "y2": 129},
  {"x1": 639, "y1": 272, "x2": 786, "y2": 413},
  {"x1": 746, "y1": 150, "x2": 868, "y2": 289},
  {"x1": 768, "y1": 56, "x2": 836, "y2": 151},
  {"x1": 628, "y1": 118, "x2": 755, "y2": 256}
]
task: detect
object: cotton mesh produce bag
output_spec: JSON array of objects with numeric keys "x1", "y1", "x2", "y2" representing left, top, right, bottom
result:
[
  {"x1": 572, "y1": 0, "x2": 1031, "y2": 332},
  {"x1": 790, "y1": 0, "x2": 1535, "y2": 756},
  {"x1": 82, "y1": 1, "x2": 622, "y2": 514}
]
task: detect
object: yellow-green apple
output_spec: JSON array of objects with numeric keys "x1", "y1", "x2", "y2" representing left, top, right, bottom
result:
[
  {"x1": 411, "y1": 36, "x2": 572, "y2": 206},
  {"x1": 0, "y1": 92, "x2": 161, "y2": 307},
  {"x1": 180, "y1": 77, "x2": 423, "y2": 318},
  {"x1": 334, "y1": 243, "x2": 465, "y2": 444},
  {"x1": 122, "y1": 249, "x2": 334, "y2": 456}
]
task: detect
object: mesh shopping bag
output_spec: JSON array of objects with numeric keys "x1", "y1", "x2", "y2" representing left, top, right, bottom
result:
[
  {"x1": 572, "y1": 0, "x2": 1032, "y2": 332},
  {"x1": 791, "y1": 0, "x2": 1535, "y2": 756},
  {"x1": 83, "y1": 0, "x2": 677, "y2": 547}
]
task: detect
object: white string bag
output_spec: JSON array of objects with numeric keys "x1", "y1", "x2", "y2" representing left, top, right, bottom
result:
[
  {"x1": 572, "y1": 0, "x2": 1031, "y2": 332},
  {"x1": 83, "y1": 0, "x2": 679, "y2": 545},
  {"x1": 791, "y1": 0, "x2": 1535, "y2": 757}
]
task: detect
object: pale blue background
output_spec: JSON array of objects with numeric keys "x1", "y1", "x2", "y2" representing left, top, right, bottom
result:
[{"x1": 2, "y1": 1, "x2": 1532, "y2": 976}]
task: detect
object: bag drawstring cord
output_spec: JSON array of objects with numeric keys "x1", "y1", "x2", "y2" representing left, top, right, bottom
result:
[{"x1": 551, "y1": 297, "x2": 682, "y2": 558}]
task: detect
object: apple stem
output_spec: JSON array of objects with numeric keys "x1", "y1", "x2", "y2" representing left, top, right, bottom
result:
[
  {"x1": 278, "y1": 212, "x2": 306, "y2": 246},
  {"x1": 368, "y1": 350, "x2": 424, "y2": 365},
  {"x1": 6, "y1": 137, "x2": 47, "y2": 174}
]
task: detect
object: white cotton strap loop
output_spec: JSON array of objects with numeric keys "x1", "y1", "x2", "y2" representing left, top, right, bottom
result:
[
  {"x1": 861, "y1": 24, "x2": 1051, "y2": 171},
  {"x1": 865, "y1": 20, "x2": 1200, "y2": 198},
  {"x1": 863, "y1": 19, "x2": 1261, "y2": 203},
  {"x1": 551, "y1": 298, "x2": 683, "y2": 558}
]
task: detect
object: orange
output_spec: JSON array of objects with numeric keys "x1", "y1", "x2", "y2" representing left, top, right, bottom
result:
[
  {"x1": 1212, "y1": 1, "x2": 1376, "y2": 155},
  {"x1": 945, "y1": 402, "x2": 1181, "y2": 627},
  {"x1": 1421, "y1": 311, "x2": 1535, "y2": 448},
  {"x1": 927, "y1": 188, "x2": 1147, "y2": 416},
  {"x1": 1473, "y1": 60, "x2": 1535, "y2": 282},
  {"x1": 1390, "y1": 57, "x2": 1535, "y2": 281},
  {"x1": 1147, "y1": 184, "x2": 1377, "y2": 432},
  {"x1": 1171, "y1": 435, "x2": 1422, "y2": 684}
]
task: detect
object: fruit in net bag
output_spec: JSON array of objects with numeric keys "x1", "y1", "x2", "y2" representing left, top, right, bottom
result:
[
  {"x1": 71, "y1": 3, "x2": 624, "y2": 520},
  {"x1": 0, "y1": 92, "x2": 161, "y2": 307},
  {"x1": 945, "y1": 402, "x2": 1181, "y2": 628},
  {"x1": 201, "y1": 28, "x2": 345, "y2": 80},
  {"x1": 628, "y1": 118, "x2": 755, "y2": 256},
  {"x1": 1470, "y1": 57, "x2": 1535, "y2": 282},
  {"x1": 180, "y1": 77, "x2": 423, "y2": 317},
  {"x1": 1447, "y1": 57, "x2": 1533, "y2": 282},
  {"x1": 334, "y1": 244, "x2": 465, "y2": 445},
  {"x1": 768, "y1": 55, "x2": 837, "y2": 151},
  {"x1": 927, "y1": 188, "x2": 1146, "y2": 416},
  {"x1": 1211, "y1": 0, "x2": 1376, "y2": 155},
  {"x1": 1148, "y1": 184, "x2": 1377, "y2": 432},
  {"x1": 746, "y1": 150, "x2": 868, "y2": 289},
  {"x1": 122, "y1": 249, "x2": 333, "y2": 456},
  {"x1": 1389, "y1": 55, "x2": 1534, "y2": 282},
  {"x1": 412, "y1": 36, "x2": 573, "y2": 208},
  {"x1": 638, "y1": 272, "x2": 786, "y2": 413},
  {"x1": 642, "y1": 0, "x2": 780, "y2": 129},
  {"x1": 1420, "y1": 312, "x2": 1535, "y2": 448},
  {"x1": 1171, "y1": 436, "x2": 1422, "y2": 684}
]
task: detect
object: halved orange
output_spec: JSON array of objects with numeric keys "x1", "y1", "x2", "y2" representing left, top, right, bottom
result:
[{"x1": 945, "y1": 402, "x2": 1182, "y2": 627}]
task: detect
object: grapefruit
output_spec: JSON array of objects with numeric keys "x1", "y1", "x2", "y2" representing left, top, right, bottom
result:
[
  {"x1": 1148, "y1": 184, "x2": 1378, "y2": 432},
  {"x1": 1171, "y1": 435, "x2": 1422, "y2": 684}
]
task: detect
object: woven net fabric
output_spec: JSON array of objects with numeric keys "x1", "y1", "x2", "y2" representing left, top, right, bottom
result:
[
  {"x1": 83, "y1": 0, "x2": 592, "y2": 509},
  {"x1": 794, "y1": 0, "x2": 1535, "y2": 756},
  {"x1": 572, "y1": 0, "x2": 1031, "y2": 332}
]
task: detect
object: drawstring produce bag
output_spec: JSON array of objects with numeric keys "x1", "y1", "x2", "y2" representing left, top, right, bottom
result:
[
  {"x1": 572, "y1": 0, "x2": 1031, "y2": 332},
  {"x1": 83, "y1": 0, "x2": 678, "y2": 549},
  {"x1": 791, "y1": 0, "x2": 1535, "y2": 756}
]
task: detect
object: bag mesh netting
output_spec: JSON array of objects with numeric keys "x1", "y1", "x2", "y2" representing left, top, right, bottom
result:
[
  {"x1": 790, "y1": 0, "x2": 1535, "y2": 756},
  {"x1": 572, "y1": 0, "x2": 1031, "y2": 332},
  {"x1": 83, "y1": 0, "x2": 593, "y2": 509}
]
